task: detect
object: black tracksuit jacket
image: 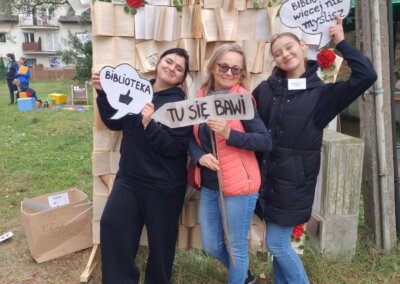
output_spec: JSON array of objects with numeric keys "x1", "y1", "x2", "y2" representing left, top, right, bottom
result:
[{"x1": 96, "y1": 84, "x2": 192, "y2": 191}]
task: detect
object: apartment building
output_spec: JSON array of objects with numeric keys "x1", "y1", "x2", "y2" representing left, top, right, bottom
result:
[{"x1": 0, "y1": 5, "x2": 90, "y2": 68}]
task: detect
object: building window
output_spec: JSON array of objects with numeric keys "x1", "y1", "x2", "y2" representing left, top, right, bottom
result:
[
  {"x1": 24, "y1": 33, "x2": 35, "y2": 43},
  {"x1": 48, "y1": 7, "x2": 55, "y2": 20},
  {"x1": 47, "y1": 32, "x2": 59, "y2": 51},
  {"x1": 49, "y1": 56, "x2": 61, "y2": 68},
  {"x1": 26, "y1": 58, "x2": 37, "y2": 66},
  {"x1": 0, "y1": 32, "x2": 6, "y2": 43}
]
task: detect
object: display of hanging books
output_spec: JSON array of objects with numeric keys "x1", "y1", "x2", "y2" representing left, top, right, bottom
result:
[{"x1": 91, "y1": 0, "x2": 343, "y2": 254}]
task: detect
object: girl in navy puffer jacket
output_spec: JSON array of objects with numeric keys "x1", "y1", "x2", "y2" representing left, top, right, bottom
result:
[{"x1": 253, "y1": 16, "x2": 377, "y2": 284}]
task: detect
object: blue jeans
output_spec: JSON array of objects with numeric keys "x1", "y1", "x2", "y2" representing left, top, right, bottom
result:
[
  {"x1": 199, "y1": 187, "x2": 258, "y2": 284},
  {"x1": 265, "y1": 222, "x2": 309, "y2": 284}
]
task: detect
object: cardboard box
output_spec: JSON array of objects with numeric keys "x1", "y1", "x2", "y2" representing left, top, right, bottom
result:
[
  {"x1": 21, "y1": 188, "x2": 93, "y2": 263},
  {"x1": 17, "y1": 97, "x2": 36, "y2": 111}
]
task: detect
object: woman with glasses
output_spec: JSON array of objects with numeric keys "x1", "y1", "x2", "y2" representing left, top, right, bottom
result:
[{"x1": 188, "y1": 44, "x2": 272, "y2": 284}]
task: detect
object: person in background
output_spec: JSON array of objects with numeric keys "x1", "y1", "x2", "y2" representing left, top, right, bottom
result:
[
  {"x1": 92, "y1": 48, "x2": 192, "y2": 284},
  {"x1": 16, "y1": 56, "x2": 30, "y2": 91},
  {"x1": 5, "y1": 53, "x2": 18, "y2": 104},
  {"x1": 188, "y1": 44, "x2": 272, "y2": 284},
  {"x1": 13, "y1": 79, "x2": 37, "y2": 100},
  {"x1": 252, "y1": 16, "x2": 377, "y2": 283}
]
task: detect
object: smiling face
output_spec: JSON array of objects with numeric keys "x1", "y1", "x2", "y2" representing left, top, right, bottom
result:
[
  {"x1": 155, "y1": 53, "x2": 187, "y2": 88},
  {"x1": 271, "y1": 35, "x2": 307, "y2": 79},
  {"x1": 212, "y1": 51, "x2": 243, "y2": 91}
]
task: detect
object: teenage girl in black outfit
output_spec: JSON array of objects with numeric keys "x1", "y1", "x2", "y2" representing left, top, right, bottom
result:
[{"x1": 92, "y1": 48, "x2": 191, "y2": 284}]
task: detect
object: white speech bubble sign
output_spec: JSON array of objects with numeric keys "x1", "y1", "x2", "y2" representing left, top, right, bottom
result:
[
  {"x1": 280, "y1": 0, "x2": 351, "y2": 49},
  {"x1": 152, "y1": 93, "x2": 255, "y2": 128},
  {"x1": 100, "y1": 64, "x2": 153, "y2": 119}
]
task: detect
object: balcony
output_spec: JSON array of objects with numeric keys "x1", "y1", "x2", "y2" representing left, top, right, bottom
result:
[
  {"x1": 22, "y1": 42, "x2": 58, "y2": 55},
  {"x1": 19, "y1": 15, "x2": 59, "y2": 30},
  {"x1": 22, "y1": 42, "x2": 41, "y2": 52}
]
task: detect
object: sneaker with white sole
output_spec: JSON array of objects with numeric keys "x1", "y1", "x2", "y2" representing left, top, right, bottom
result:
[{"x1": 245, "y1": 270, "x2": 258, "y2": 284}]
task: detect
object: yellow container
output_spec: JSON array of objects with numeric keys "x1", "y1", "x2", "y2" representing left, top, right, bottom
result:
[{"x1": 49, "y1": 93, "x2": 67, "y2": 105}]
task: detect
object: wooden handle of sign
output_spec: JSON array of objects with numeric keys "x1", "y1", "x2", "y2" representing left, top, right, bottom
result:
[{"x1": 209, "y1": 129, "x2": 235, "y2": 266}]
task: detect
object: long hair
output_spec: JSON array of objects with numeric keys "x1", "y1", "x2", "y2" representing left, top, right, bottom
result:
[
  {"x1": 201, "y1": 44, "x2": 249, "y2": 95},
  {"x1": 154, "y1": 48, "x2": 190, "y2": 93}
]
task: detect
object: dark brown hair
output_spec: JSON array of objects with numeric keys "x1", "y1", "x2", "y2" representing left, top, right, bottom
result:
[
  {"x1": 157, "y1": 48, "x2": 190, "y2": 85},
  {"x1": 6, "y1": 53, "x2": 15, "y2": 61}
]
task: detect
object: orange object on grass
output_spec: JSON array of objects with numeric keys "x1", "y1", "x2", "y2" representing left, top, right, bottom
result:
[{"x1": 19, "y1": 92, "x2": 28, "y2": 98}]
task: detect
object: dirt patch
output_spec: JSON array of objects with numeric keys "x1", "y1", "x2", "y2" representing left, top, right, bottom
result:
[{"x1": 0, "y1": 226, "x2": 101, "y2": 284}]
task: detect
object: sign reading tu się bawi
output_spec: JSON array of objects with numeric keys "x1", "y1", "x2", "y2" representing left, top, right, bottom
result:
[{"x1": 152, "y1": 93, "x2": 255, "y2": 128}]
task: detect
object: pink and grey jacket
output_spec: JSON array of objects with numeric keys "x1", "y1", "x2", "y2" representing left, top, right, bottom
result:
[{"x1": 188, "y1": 84, "x2": 272, "y2": 196}]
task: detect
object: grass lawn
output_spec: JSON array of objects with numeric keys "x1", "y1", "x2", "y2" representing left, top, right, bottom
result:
[{"x1": 0, "y1": 79, "x2": 399, "y2": 283}]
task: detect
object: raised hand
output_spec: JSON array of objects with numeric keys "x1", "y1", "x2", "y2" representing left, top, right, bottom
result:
[{"x1": 329, "y1": 15, "x2": 345, "y2": 45}]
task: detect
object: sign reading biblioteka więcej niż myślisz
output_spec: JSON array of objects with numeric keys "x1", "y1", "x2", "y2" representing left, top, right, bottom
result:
[
  {"x1": 152, "y1": 93, "x2": 255, "y2": 128},
  {"x1": 99, "y1": 63, "x2": 153, "y2": 119},
  {"x1": 279, "y1": 0, "x2": 351, "y2": 50}
]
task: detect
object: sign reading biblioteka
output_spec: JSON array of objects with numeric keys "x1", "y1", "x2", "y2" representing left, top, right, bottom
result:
[
  {"x1": 280, "y1": 0, "x2": 351, "y2": 49},
  {"x1": 152, "y1": 93, "x2": 255, "y2": 128},
  {"x1": 99, "y1": 63, "x2": 153, "y2": 119}
]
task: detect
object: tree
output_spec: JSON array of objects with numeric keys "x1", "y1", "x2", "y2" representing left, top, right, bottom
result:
[
  {"x1": 59, "y1": 29, "x2": 92, "y2": 83},
  {"x1": 0, "y1": 55, "x2": 7, "y2": 83},
  {"x1": 0, "y1": 0, "x2": 69, "y2": 15}
]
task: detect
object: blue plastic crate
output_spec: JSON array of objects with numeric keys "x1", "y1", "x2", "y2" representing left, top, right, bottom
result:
[{"x1": 17, "y1": 97, "x2": 36, "y2": 112}]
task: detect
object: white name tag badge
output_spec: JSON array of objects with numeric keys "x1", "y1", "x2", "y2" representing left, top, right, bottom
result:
[
  {"x1": 288, "y1": 78, "x2": 306, "y2": 90},
  {"x1": 48, "y1": 192, "x2": 70, "y2": 208}
]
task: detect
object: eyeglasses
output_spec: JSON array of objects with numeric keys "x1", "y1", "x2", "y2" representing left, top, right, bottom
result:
[{"x1": 216, "y1": 63, "x2": 243, "y2": 76}]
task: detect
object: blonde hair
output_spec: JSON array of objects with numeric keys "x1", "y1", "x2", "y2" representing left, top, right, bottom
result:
[
  {"x1": 19, "y1": 56, "x2": 27, "y2": 64},
  {"x1": 201, "y1": 44, "x2": 249, "y2": 95}
]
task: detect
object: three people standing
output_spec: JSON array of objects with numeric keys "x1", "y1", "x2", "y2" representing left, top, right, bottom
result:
[{"x1": 91, "y1": 15, "x2": 377, "y2": 284}]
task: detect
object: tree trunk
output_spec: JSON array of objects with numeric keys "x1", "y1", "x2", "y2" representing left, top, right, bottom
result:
[{"x1": 356, "y1": 0, "x2": 397, "y2": 249}]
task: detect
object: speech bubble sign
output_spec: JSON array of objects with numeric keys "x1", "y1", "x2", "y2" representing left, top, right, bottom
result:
[
  {"x1": 152, "y1": 93, "x2": 255, "y2": 128},
  {"x1": 100, "y1": 63, "x2": 153, "y2": 119},
  {"x1": 279, "y1": 0, "x2": 351, "y2": 49}
]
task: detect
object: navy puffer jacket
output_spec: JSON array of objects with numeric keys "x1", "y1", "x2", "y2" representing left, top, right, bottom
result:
[{"x1": 253, "y1": 40, "x2": 377, "y2": 226}]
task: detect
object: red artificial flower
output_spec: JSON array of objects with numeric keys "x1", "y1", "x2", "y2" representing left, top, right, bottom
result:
[
  {"x1": 126, "y1": 0, "x2": 143, "y2": 8},
  {"x1": 317, "y1": 49, "x2": 336, "y2": 69},
  {"x1": 291, "y1": 224, "x2": 305, "y2": 239}
]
